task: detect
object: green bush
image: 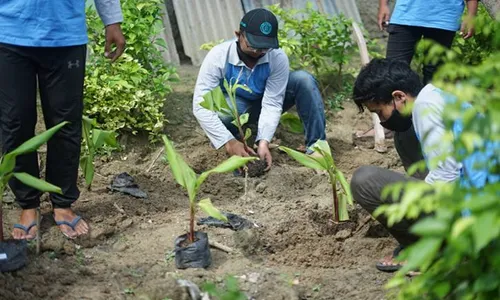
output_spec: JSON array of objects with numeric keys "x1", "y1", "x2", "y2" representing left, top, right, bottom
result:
[
  {"x1": 85, "y1": 0, "x2": 177, "y2": 138},
  {"x1": 376, "y1": 16, "x2": 500, "y2": 299}
]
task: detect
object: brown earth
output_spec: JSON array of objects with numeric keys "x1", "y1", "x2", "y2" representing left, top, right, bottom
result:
[{"x1": 0, "y1": 61, "x2": 404, "y2": 299}]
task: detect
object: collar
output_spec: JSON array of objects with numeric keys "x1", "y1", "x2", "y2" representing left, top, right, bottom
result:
[{"x1": 227, "y1": 39, "x2": 270, "y2": 67}]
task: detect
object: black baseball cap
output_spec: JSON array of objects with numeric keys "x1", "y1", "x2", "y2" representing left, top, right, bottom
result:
[{"x1": 239, "y1": 8, "x2": 279, "y2": 49}]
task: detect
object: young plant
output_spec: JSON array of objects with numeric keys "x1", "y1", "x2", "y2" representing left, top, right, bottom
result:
[
  {"x1": 200, "y1": 79, "x2": 252, "y2": 147},
  {"x1": 162, "y1": 135, "x2": 256, "y2": 243},
  {"x1": 80, "y1": 116, "x2": 118, "y2": 190},
  {"x1": 0, "y1": 122, "x2": 67, "y2": 241},
  {"x1": 279, "y1": 140, "x2": 353, "y2": 222}
]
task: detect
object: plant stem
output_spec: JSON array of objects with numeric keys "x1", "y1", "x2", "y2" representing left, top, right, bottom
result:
[
  {"x1": 0, "y1": 184, "x2": 4, "y2": 242},
  {"x1": 329, "y1": 172, "x2": 339, "y2": 223},
  {"x1": 189, "y1": 202, "x2": 195, "y2": 243}
]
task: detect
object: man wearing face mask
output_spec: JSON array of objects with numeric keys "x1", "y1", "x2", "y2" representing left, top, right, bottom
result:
[
  {"x1": 349, "y1": 58, "x2": 499, "y2": 273},
  {"x1": 193, "y1": 8, "x2": 326, "y2": 170}
]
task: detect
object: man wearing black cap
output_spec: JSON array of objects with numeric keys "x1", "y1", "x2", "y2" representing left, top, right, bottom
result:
[{"x1": 193, "y1": 8, "x2": 326, "y2": 170}]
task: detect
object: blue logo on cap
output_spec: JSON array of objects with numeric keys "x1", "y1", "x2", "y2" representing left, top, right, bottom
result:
[{"x1": 260, "y1": 22, "x2": 272, "y2": 35}]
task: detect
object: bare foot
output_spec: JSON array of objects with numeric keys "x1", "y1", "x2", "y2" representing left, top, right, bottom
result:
[
  {"x1": 12, "y1": 209, "x2": 38, "y2": 240},
  {"x1": 53, "y1": 208, "x2": 89, "y2": 239}
]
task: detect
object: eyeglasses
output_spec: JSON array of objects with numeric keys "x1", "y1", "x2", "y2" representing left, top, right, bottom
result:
[{"x1": 241, "y1": 33, "x2": 270, "y2": 54}]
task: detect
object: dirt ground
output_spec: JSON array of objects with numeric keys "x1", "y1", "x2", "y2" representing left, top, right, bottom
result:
[{"x1": 0, "y1": 61, "x2": 406, "y2": 300}]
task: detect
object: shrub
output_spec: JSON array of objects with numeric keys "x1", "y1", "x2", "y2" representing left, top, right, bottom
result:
[
  {"x1": 376, "y1": 16, "x2": 500, "y2": 299},
  {"x1": 85, "y1": 0, "x2": 178, "y2": 139}
]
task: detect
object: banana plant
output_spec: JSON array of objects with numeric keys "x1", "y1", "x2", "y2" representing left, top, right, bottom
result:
[
  {"x1": 200, "y1": 79, "x2": 253, "y2": 146},
  {"x1": 0, "y1": 122, "x2": 67, "y2": 241},
  {"x1": 279, "y1": 140, "x2": 353, "y2": 222},
  {"x1": 80, "y1": 116, "x2": 118, "y2": 191},
  {"x1": 162, "y1": 135, "x2": 257, "y2": 243}
]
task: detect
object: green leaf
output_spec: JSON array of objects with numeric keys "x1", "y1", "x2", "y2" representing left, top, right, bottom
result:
[
  {"x1": 472, "y1": 211, "x2": 499, "y2": 253},
  {"x1": 244, "y1": 128, "x2": 252, "y2": 141},
  {"x1": 399, "y1": 237, "x2": 443, "y2": 274},
  {"x1": 338, "y1": 193, "x2": 350, "y2": 221},
  {"x1": 198, "y1": 198, "x2": 228, "y2": 222},
  {"x1": 10, "y1": 122, "x2": 67, "y2": 157},
  {"x1": 278, "y1": 146, "x2": 327, "y2": 170},
  {"x1": 200, "y1": 86, "x2": 232, "y2": 116},
  {"x1": 451, "y1": 217, "x2": 475, "y2": 240},
  {"x1": 12, "y1": 172, "x2": 62, "y2": 194},
  {"x1": 80, "y1": 156, "x2": 94, "y2": 187},
  {"x1": 473, "y1": 273, "x2": 500, "y2": 293},
  {"x1": 239, "y1": 113, "x2": 249, "y2": 126},
  {"x1": 0, "y1": 153, "x2": 16, "y2": 176},
  {"x1": 162, "y1": 135, "x2": 197, "y2": 201},
  {"x1": 196, "y1": 156, "x2": 257, "y2": 189},
  {"x1": 92, "y1": 129, "x2": 118, "y2": 149},
  {"x1": 410, "y1": 217, "x2": 448, "y2": 237},
  {"x1": 280, "y1": 112, "x2": 304, "y2": 134},
  {"x1": 335, "y1": 169, "x2": 353, "y2": 204}
]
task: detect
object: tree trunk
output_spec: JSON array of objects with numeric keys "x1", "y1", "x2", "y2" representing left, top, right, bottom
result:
[{"x1": 482, "y1": 0, "x2": 500, "y2": 18}]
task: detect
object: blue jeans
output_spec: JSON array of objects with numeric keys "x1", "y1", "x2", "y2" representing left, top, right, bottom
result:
[{"x1": 219, "y1": 70, "x2": 326, "y2": 150}]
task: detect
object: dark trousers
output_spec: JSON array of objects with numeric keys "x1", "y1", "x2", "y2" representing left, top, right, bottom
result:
[
  {"x1": 387, "y1": 24, "x2": 456, "y2": 180},
  {"x1": 351, "y1": 166, "x2": 422, "y2": 247},
  {"x1": 0, "y1": 43, "x2": 86, "y2": 209}
]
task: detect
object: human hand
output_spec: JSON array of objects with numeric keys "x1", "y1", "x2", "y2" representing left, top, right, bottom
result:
[
  {"x1": 225, "y1": 139, "x2": 256, "y2": 157},
  {"x1": 378, "y1": 4, "x2": 391, "y2": 31},
  {"x1": 104, "y1": 23, "x2": 126, "y2": 62},
  {"x1": 460, "y1": 21, "x2": 475, "y2": 39},
  {"x1": 257, "y1": 140, "x2": 272, "y2": 171}
]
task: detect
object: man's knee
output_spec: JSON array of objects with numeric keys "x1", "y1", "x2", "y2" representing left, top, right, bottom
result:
[
  {"x1": 289, "y1": 70, "x2": 317, "y2": 91},
  {"x1": 350, "y1": 165, "x2": 381, "y2": 208}
]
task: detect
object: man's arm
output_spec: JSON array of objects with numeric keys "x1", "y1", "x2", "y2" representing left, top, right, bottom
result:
[
  {"x1": 412, "y1": 99, "x2": 462, "y2": 184},
  {"x1": 378, "y1": 0, "x2": 391, "y2": 30},
  {"x1": 94, "y1": 0, "x2": 125, "y2": 61},
  {"x1": 255, "y1": 51, "x2": 289, "y2": 145},
  {"x1": 461, "y1": 0, "x2": 479, "y2": 39},
  {"x1": 192, "y1": 45, "x2": 235, "y2": 150}
]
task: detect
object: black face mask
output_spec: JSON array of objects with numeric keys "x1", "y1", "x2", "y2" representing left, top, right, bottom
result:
[
  {"x1": 236, "y1": 41, "x2": 265, "y2": 63},
  {"x1": 379, "y1": 101, "x2": 413, "y2": 132}
]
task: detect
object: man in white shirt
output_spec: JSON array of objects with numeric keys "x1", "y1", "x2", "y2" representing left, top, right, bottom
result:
[{"x1": 193, "y1": 8, "x2": 326, "y2": 170}]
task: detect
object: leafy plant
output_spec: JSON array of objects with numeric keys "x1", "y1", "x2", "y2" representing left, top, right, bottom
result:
[
  {"x1": 80, "y1": 116, "x2": 118, "y2": 191},
  {"x1": 268, "y1": 3, "x2": 355, "y2": 90},
  {"x1": 279, "y1": 112, "x2": 304, "y2": 134},
  {"x1": 0, "y1": 122, "x2": 67, "y2": 241},
  {"x1": 85, "y1": 0, "x2": 178, "y2": 139},
  {"x1": 279, "y1": 140, "x2": 353, "y2": 222},
  {"x1": 203, "y1": 276, "x2": 247, "y2": 300},
  {"x1": 200, "y1": 79, "x2": 252, "y2": 146},
  {"x1": 162, "y1": 135, "x2": 256, "y2": 243},
  {"x1": 375, "y1": 16, "x2": 500, "y2": 299}
]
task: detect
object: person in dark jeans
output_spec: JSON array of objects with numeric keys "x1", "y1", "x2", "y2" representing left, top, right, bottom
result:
[
  {"x1": 0, "y1": 1, "x2": 126, "y2": 240},
  {"x1": 373, "y1": 0, "x2": 478, "y2": 270}
]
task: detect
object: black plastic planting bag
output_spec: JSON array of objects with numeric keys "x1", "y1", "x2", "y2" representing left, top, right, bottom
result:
[
  {"x1": 198, "y1": 212, "x2": 255, "y2": 231},
  {"x1": 0, "y1": 240, "x2": 27, "y2": 272},
  {"x1": 174, "y1": 231, "x2": 211, "y2": 269}
]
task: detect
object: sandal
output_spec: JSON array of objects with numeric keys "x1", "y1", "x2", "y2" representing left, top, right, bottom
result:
[
  {"x1": 376, "y1": 245, "x2": 405, "y2": 272},
  {"x1": 54, "y1": 215, "x2": 86, "y2": 239},
  {"x1": 12, "y1": 221, "x2": 38, "y2": 241}
]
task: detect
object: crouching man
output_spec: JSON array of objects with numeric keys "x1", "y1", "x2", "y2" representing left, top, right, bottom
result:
[
  {"x1": 350, "y1": 58, "x2": 499, "y2": 272},
  {"x1": 193, "y1": 8, "x2": 326, "y2": 170}
]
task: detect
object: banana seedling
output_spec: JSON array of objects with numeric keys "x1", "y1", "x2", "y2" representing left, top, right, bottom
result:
[
  {"x1": 0, "y1": 122, "x2": 67, "y2": 242},
  {"x1": 279, "y1": 140, "x2": 353, "y2": 222},
  {"x1": 162, "y1": 135, "x2": 257, "y2": 243},
  {"x1": 80, "y1": 116, "x2": 118, "y2": 191}
]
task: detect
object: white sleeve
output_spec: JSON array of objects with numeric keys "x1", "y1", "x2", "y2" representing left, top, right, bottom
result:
[
  {"x1": 412, "y1": 99, "x2": 461, "y2": 184},
  {"x1": 94, "y1": 0, "x2": 123, "y2": 26},
  {"x1": 192, "y1": 45, "x2": 235, "y2": 149},
  {"x1": 256, "y1": 51, "x2": 289, "y2": 143}
]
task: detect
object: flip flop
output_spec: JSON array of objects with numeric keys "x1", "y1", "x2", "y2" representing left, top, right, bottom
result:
[
  {"x1": 13, "y1": 221, "x2": 38, "y2": 241},
  {"x1": 54, "y1": 215, "x2": 85, "y2": 239},
  {"x1": 376, "y1": 245, "x2": 405, "y2": 272}
]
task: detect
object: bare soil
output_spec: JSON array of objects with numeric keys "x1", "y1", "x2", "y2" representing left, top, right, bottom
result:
[{"x1": 0, "y1": 62, "x2": 403, "y2": 300}]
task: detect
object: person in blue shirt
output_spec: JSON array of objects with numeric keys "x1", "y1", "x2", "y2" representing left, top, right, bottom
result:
[
  {"x1": 350, "y1": 58, "x2": 498, "y2": 272},
  {"x1": 0, "y1": 1, "x2": 125, "y2": 240}
]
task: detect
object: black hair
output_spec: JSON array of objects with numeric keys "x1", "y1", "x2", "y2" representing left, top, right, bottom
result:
[{"x1": 352, "y1": 58, "x2": 423, "y2": 112}]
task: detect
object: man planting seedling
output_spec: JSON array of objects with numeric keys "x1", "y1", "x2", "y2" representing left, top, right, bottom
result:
[
  {"x1": 162, "y1": 135, "x2": 256, "y2": 269},
  {"x1": 193, "y1": 8, "x2": 327, "y2": 171},
  {"x1": 0, "y1": 0, "x2": 125, "y2": 239},
  {"x1": 350, "y1": 58, "x2": 499, "y2": 273}
]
